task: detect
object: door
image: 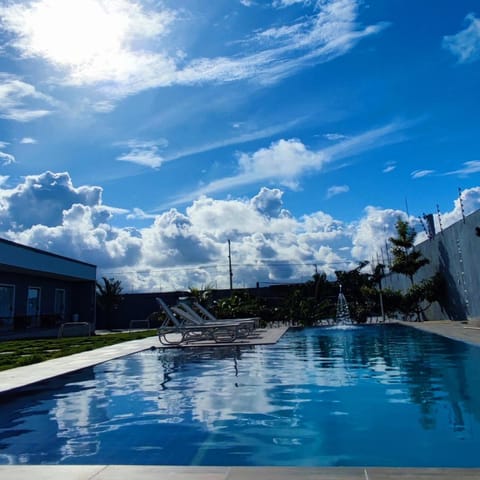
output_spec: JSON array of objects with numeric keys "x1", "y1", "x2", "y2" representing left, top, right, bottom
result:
[
  {"x1": 54, "y1": 289, "x2": 65, "y2": 321},
  {"x1": 0, "y1": 285, "x2": 15, "y2": 329},
  {"x1": 27, "y1": 287, "x2": 41, "y2": 327}
]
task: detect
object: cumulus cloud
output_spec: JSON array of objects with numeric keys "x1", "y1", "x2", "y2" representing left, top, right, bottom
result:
[
  {"x1": 0, "y1": 0, "x2": 385, "y2": 105},
  {"x1": 437, "y1": 186, "x2": 480, "y2": 230},
  {"x1": 443, "y1": 14, "x2": 480, "y2": 63},
  {"x1": 0, "y1": 171, "x2": 102, "y2": 229},
  {"x1": 2, "y1": 171, "x2": 477, "y2": 293},
  {"x1": 351, "y1": 206, "x2": 407, "y2": 263},
  {"x1": 0, "y1": 73, "x2": 54, "y2": 121},
  {"x1": 251, "y1": 187, "x2": 286, "y2": 217}
]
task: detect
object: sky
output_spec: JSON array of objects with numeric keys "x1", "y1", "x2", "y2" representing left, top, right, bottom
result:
[{"x1": 0, "y1": 0, "x2": 479, "y2": 292}]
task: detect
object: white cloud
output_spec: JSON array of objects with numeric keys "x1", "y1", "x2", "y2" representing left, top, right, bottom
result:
[
  {"x1": 324, "y1": 133, "x2": 347, "y2": 141},
  {"x1": 117, "y1": 140, "x2": 167, "y2": 168},
  {"x1": 20, "y1": 137, "x2": 37, "y2": 144},
  {"x1": 4, "y1": 171, "x2": 476, "y2": 293},
  {"x1": 0, "y1": 0, "x2": 175, "y2": 86},
  {"x1": 351, "y1": 206, "x2": 407, "y2": 263},
  {"x1": 411, "y1": 169, "x2": 435, "y2": 179},
  {"x1": 445, "y1": 160, "x2": 480, "y2": 177},
  {"x1": 383, "y1": 161, "x2": 396, "y2": 173},
  {"x1": 168, "y1": 121, "x2": 408, "y2": 207},
  {"x1": 0, "y1": 73, "x2": 54, "y2": 122},
  {"x1": 326, "y1": 184, "x2": 349, "y2": 198},
  {"x1": 443, "y1": 14, "x2": 480, "y2": 63},
  {"x1": 273, "y1": 0, "x2": 309, "y2": 7},
  {"x1": 0, "y1": 171, "x2": 102, "y2": 229},
  {"x1": 0, "y1": 0, "x2": 385, "y2": 105},
  {"x1": 0, "y1": 151, "x2": 15, "y2": 165},
  {"x1": 438, "y1": 186, "x2": 480, "y2": 230}
]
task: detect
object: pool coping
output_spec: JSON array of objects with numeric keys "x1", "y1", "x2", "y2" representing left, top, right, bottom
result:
[
  {"x1": 1, "y1": 465, "x2": 480, "y2": 479},
  {"x1": 2, "y1": 322, "x2": 480, "y2": 478}
]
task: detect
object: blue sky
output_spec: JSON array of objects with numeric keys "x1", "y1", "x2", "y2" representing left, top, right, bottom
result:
[{"x1": 0, "y1": 0, "x2": 479, "y2": 292}]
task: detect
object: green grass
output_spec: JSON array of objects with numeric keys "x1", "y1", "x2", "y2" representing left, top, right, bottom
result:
[{"x1": 0, "y1": 330, "x2": 157, "y2": 372}]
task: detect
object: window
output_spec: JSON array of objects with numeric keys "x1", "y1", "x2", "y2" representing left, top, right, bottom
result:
[{"x1": 0, "y1": 285, "x2": 15, "y2": 328}]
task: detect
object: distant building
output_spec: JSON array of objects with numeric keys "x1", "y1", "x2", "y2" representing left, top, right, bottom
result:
[{"x1": 0, "y1": 238, "x2": 96, "y2": 331}]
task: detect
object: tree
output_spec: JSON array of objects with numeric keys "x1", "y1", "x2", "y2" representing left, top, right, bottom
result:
[
  {"x1": 389, "y1": 219, "x2": 430, "y2": 286},
  {"x1": 96, "y1": 277, "x2": 123, "y2": 329},
  {"x1": 388, "y1": 219, "x2": 438, "y2": 321}
]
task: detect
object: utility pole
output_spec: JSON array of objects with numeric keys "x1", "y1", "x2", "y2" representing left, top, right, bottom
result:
[{"x1": 228, "y1": 239, "x2": 233, "y2": 294}]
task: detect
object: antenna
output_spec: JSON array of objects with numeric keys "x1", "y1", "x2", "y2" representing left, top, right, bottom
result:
[
  {"x1": 436, "y1": 204, "x2": 443, "y2": 233},
  {"x1": 228, "y1": 239, "x2": 233, "y2": 294},
  {"x1": 458, "y1": 187, "x2": 465, "y2": 223},
  {"x1": 404, "y1": 197, "x2": 410, "y2": 217}
]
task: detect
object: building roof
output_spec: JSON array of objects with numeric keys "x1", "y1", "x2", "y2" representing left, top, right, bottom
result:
[{"x1": 0, "y1": 237, "x2": 96, "y2": 282}]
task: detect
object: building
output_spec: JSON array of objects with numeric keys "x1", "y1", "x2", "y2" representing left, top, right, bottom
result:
[{"x1": 0, "y1": 238, "x2": 97, "y2": 332}]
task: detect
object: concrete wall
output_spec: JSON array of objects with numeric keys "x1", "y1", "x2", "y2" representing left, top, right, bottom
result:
[{"x1": 384, "y1": 209, "x2": 480, "y2": 321}]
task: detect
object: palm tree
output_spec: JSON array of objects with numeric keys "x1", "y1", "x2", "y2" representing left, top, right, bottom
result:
[{"x1": 96, "y1": 277, "x2": 123, "y2": 329}]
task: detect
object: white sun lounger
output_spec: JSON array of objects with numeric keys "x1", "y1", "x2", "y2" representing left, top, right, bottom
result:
[
  {"x1": 191, "y1": 301, "x2": 261, "y2": 329},
  {"x1": 156, "y1": 298, "x2": 237, "y2": 345},
  {"x1": 174, "y1": 302, "x2": 255, "y2": 338}
]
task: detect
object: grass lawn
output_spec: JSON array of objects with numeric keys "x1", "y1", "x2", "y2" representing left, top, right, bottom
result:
[{"x1": 0, "y1": 330, "x2": 157, "y2": 372}]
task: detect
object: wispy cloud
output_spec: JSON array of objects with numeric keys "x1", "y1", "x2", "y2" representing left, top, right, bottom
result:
[
  {"x1": 443, "y1": 13, "x2": 480, "y2": 63},
  {"x1": 0, "y1": 73, "x2": 54, "y2": 122},
  {"x1": 324, "y1": 133, "x2": 347, "y2": 141},
  {"x1": 0, "y1": 0, "x2": 386, "y2": 105},
  {"x1": 273, "y1": 0, "x2": 308, "y2": 7},
  {"x1": 383, "y1": 161, "x2": 396, "y2": 173},
  {"x1": 326, "y1": 184, "x2": 349, "y2": 198},
  {"x1": 445, "y1": 160, "x2": 480, "y2": 176},
  {"x1": 411, "y1": 169, "x2": 435, "y2": 179},
  {"x1": 163, "y1": 118, "x2": 306, "y2": 164},
  {"x1": 165, "y1": 121, "x2": 408, "y2": 208},
  {"x1": 0, "y1": 151, "x2": 16, "y2": 165},
  {"x1": 116, "y1": 140, "x2": 168, "y2": 168}
]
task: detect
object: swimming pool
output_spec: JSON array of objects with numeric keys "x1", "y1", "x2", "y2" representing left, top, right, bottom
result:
[{"x1": 1, "y1": 324, "x2": 480, "y2": 466}]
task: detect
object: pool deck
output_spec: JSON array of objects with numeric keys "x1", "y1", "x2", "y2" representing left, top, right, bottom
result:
[
  {"x1": 396, "y1": 319, "x2": 480, "y2": 346},
  {"x1": 2, "y1": 321, "x2": 480, "y2": 479}
]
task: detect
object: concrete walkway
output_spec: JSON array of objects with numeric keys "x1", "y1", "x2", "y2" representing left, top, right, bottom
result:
[{"x1": 396, "y1": 319, "x2": 480, "y2": 347}]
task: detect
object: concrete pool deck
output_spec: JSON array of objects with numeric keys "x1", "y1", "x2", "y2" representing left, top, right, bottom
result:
[{"x1": 1, "y1": 322, "x2": 480, "y2": 479}]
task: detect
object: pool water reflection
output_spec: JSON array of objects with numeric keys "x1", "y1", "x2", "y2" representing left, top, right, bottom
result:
[{"x1": 1, "y1": 325, "x2": 480, "y2": 466}]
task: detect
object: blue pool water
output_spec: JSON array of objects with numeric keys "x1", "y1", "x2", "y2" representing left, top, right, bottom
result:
[{"x1": 1, "y1": 325, "x2": 480, "y2": 466}]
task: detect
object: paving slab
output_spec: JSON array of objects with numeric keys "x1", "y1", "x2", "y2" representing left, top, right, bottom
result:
[
  {"x1": 0, "y1": 465, "x2": 107, "y2": 480},
  {"x1": 2, "y1": 466, "x2": 480, "y2": 480},
  {"x1": 396, "y1": 320, "x2": 480, "y2": 347}
]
